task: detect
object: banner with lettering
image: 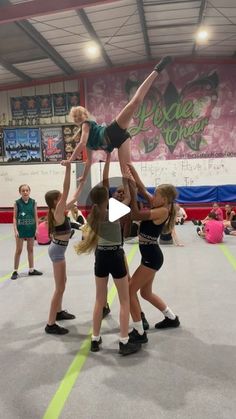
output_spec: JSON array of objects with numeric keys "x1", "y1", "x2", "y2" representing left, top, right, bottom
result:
[
  {"x1": 62, "y1": 125, "x2": 83, "y2": 161},
  {"x1": 10, "y1": 97, "x2": 25, "y2": 119},
  {"x1": 53, "y1": 93, "x2": 68, "y2": 116},
  {"x1": 42, "y1": 127, "x2": 64, "y2": 161},
  {"x1": 37, "y1": 95, "x2": 53, "y2": 118},
  {"x1": 86, "y1": 63, "x2": 236, "y2": 161},
  {"x1": 3, "y1": 128, "x2": 41, "y2": 162},
  {"x1": 67, "y1": 92, "x2": 80, "y2": 110}
]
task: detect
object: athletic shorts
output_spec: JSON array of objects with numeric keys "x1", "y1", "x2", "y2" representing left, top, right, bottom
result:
[
  {"x1": 139, "y1": 243, "x2": 164, "y2": 271},
  {"x1": 104, "y1": 120, "x2": 131, "y2": 150},
  {"x1": 48, "y1": 240, "x2": 68, "y2": 262},
  {"x1": 94, "y1": 246, "x2": 127, "y2": 279}
]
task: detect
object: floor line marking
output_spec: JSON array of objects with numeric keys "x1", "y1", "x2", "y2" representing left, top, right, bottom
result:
[
  {"x1": 219, "y1": 243, "x2": 236, "y2": 270},
  {"x1": 42, "y1": 244, "x2": 138, "y2": 419},
  {"x1": 0, "y1": 249, "x2": 48, "y2": 283}
]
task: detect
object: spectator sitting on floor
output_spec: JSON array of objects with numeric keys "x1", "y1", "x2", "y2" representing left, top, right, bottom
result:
[
  {"x1": 223, "y1": 204, "x2": 236, "y2": 235},
  {"x1": 197, "y1": 212, "x2": 224, "y2": 244},
  {"x1": 175, "y1": 203, "x2": 187, "y2": 225},
  {"x1": 192, "y1": 202, "x2": 224, "y2": 226},
  {"x1": 67, "y1": 203, "x2": 86, "y2": 230},
  {"x1": 36, "y1": 217, "x2": 51, "y2": 245},
  {"x1": 159, "y1": 227, "x2": 184, "y2": 246}
]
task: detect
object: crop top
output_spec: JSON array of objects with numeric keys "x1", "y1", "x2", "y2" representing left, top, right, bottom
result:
[
  {"x1": 139, "y1": 219, "x2": 168, "y2": 242},
  {"x1": 53, "y1": 216, "x2": 71, "y2": 236}
]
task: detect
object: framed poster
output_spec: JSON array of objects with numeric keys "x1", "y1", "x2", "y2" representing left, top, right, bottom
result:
[
  {"x1": 3, "y1": 128, "x2": 41, "y2": 162},
  {"x1": 41, "y1": 127, "x2": 64, "y2": 161},
  {"x1": 62, "y1": 125, "x2": 83, "y2": 161}
]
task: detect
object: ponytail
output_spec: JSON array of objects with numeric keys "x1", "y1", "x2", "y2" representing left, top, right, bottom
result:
[
  {"x1": 47, "y1": 208, "x2": 55, "y2": 236},
  {"x1": 75, "y1": 204, "x2": 101, "y2": 254},
  {"x1": 163, "y1": 202, "x2": 176, "y2": 233}
]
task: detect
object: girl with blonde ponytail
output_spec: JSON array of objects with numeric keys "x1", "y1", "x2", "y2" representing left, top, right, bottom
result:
[
  {"x1": 75, "y1": 181, "x2": 141, "y2": 356},
  {"x1": 126, "y1": 166, "x2": 180, "y2": 345}
]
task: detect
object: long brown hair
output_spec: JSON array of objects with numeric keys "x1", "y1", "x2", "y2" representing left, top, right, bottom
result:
[
  {"x1": 157, "y1": 184, "x2": 178, "y2": 233},
  {"x1": 75, "y1": 185, "x2": 108, "y2": 254},
  {"x1": 45, "y1": 190, "x2": 61, "y2": 235}
]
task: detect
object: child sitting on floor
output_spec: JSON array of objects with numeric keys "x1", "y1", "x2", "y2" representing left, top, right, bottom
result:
[{"x1": 197, "y1": 212, "x2": 224, "y2": 244}]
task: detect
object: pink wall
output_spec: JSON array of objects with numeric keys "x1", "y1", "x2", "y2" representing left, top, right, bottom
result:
[{"x1": 86, "y1": 62, "x2": 236, "y2": 162}]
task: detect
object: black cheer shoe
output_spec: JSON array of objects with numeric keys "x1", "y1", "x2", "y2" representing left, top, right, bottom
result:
[
  {"x1": 119, "y1": 341, "x2": 141, "y2": 356},
  {"x1": 128, "y1": 329, "x2": 148, "y2": 344},
  {"x1": 154, "y1": 56, "x2": 172, "y2": 73},
  {"x1": 45, "y1": 324, "x2": 69, "y2": 335},
  {"x1": 90, "y1": 337, "x2": 102, "y2": 352},
  {"x1": 155, "y1": 316, "x2": 180, "y2": 329},
  {"x1": 56, "y1": 310, "x2": 76, "y2": 321}
]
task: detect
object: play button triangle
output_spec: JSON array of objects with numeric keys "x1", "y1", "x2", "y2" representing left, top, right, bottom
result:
[{"x1": 108, "y1": 197, "x2": 130, "y2": 222}]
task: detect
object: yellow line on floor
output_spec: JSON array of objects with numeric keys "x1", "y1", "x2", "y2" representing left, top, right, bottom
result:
[
  {"x1": 219, "y1": 243, "x2": 236, "y2": 270},
  {"x1": 0, "y1": 249, "x2": 48, "y2": 283},
  {"x1": 0, "y1": 233, "x2": 12, "y2": 241},
  {"x1": 42, "y1": 244, "x2": 138, "y2": 419}
]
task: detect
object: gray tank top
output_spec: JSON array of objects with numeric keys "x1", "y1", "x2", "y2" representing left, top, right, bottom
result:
[{"x1": 98, "y1": 218, "x2": 122, "y2": 246}]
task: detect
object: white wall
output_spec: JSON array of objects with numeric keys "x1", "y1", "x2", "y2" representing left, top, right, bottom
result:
[{"x1": 91, "y1": 157, "x2": 236, "y2": 188}]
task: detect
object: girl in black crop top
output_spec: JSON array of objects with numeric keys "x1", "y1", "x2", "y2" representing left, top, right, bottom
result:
[
  {"x1": 44, "y1": 163, "x2": 84, "y2": 335},
  {"x1": 126, "y1": 166, "x2": 180, "y2": 344}
]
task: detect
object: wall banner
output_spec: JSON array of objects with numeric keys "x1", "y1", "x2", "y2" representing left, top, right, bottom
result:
[
  {"x1": 3, "y1": 128, "x2": 41, "y2": 162},
  {"x1": 86, "y1": 63, "x2": 236, "y2": 161},
  {"x1": 42, "y1": 127, "x2": 64, "y2": 161}
]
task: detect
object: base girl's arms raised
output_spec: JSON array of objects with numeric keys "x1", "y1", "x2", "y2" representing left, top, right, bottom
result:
[
  {"x1": 127, "y1": 164, "x2": 153, "y2": 205},
  {"x1": 54, "y1": 163, "x2": 71, "y2": 222},
  {"x1": 129, "y1": 180, "x2": 168, "y2": 223}
]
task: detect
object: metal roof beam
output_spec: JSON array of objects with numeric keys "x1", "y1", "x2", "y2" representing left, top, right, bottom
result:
[
  {"x1": 145, "y1": 0, "x2": 201, "y2": 5},
  {"x1": 0, "y1": 0, "x2": 122, "y2": 25},
  {"x1": 76, "y1": 9, "x2": 113, "y2": 67},
  {"x1": 16, "y1": 20, "x2": 75, "y2": 75},
  {"x1": 0, "y1": 57, "x2": 32, "y2": 81},
  {"x1": 149, "y1": 22, "x2": 197, "y2": 30},
  {"x1": 150, "y1": 40, "x2": 193, "y2": 46},
  {"x1": 192, "y1": 0, "x2": 207, "y2": 55},
  {"x1": 136, "y1": 0, "x2": 151, "y2": 60}
]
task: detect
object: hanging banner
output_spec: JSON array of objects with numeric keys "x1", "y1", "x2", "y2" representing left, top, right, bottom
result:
[
  {"x1": 53, "y1": 93, "x2": 68, "y2": 116},
  {"x1": 24, "y1": 96, "x2": 38, "y2": 118},
  {"x1": 10, "y1": 97, "x2": 25, "y2": 119},
  {"x1": 67, "y1": 92, "x2": 80, "y2": 109},
  {"x1": 3, "y1": 128, "x2": 41, "y2": 162},
  {"x1": 38, "y1": 95, "x2": 53, "y2": 118},
  {"x1": 41, "y1": 127, "x2": 64, "y2": 161},
  {"x1": 0, "y1": 128, "x2": 4, "y2": 160},
  {"x1": 62, "y1": 125, "x2": 83, "y2": 161}
]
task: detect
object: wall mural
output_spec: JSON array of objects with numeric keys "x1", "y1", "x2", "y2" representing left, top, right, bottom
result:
[{"x1": 86, "y1": 63, "x2": 236, "y2": 162}]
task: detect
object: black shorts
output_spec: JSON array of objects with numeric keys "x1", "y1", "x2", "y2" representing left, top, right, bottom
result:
[
  {"x1": 139, "y1": 243, "x2": 164, "y2": 271},
  {"x1": 104, "y1": 120, "x2": 131, "y2": 149},
  {"x1": 95, "y1": 247, "x2": 127, "y2": 279}
]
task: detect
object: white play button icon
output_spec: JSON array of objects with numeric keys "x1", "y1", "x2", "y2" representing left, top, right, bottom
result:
[{"x1": 108, "y1": 197, "x2": 130, "y2": 222}]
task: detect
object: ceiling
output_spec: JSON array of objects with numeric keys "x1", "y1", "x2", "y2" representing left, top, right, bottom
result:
[{"x1": 0, "y1": 0, "x2": 236, "y2": 88}]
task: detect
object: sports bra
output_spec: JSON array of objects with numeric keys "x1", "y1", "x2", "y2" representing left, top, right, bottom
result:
[{"x1": 53, "y1": 216, "x2": 71, "y2": 236}]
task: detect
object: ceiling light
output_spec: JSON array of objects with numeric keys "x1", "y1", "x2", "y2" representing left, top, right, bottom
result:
[
  {"x1": 85, "y1": 43, "x2": 100, "y2": 58},
  {"x1": 196, "y1": 29, "x2": 209, "y2": 42}
]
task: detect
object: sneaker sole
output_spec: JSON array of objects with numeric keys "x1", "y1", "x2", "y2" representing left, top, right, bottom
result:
[{"x1": 155, "y1": 323, "x2": 180, "y2": 329}]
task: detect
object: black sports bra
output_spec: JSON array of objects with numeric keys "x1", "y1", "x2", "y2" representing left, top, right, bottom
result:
[{"x1": 53, "y1": 216, "x2": 71, "y2": 236}]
